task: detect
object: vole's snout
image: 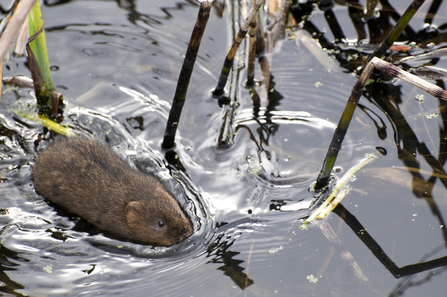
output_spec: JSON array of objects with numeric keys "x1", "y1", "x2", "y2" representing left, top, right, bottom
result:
[{"x1": 180, "y1": 227, "x2": 191, "y2": 239}]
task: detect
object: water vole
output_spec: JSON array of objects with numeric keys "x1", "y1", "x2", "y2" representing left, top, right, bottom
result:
[{"x1": 32, "y1": 138, "x2": 192, "y2": 247}]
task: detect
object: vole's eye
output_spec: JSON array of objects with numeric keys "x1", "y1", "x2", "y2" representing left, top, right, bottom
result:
[{"x1": 158, "y1": 220, "x2": 165, "y2": 227}]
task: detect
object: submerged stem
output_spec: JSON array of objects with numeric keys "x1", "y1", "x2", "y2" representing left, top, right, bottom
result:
[{"x1": 304, "y1": 153, "x2": 377, "y2": 226}]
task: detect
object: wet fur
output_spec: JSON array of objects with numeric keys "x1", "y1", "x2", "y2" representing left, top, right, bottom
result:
[{"x1": 32, "y1": 138, "x2": 192, "y2": 247}]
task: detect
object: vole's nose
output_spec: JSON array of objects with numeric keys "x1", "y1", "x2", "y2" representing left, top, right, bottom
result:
[{"x1": 180, "y1": 227, "x2": 191, "y2": 239}]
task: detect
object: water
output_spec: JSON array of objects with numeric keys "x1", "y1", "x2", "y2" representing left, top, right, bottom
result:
[{"x1": 1, "y1": 0, "x2": 447, "y2": 296}]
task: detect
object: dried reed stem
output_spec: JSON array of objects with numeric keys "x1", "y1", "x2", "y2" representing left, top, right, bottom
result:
[
  {"x1": 213, "y1": 0, "x2": 265, "y2": 96},
  {"x1": 0, "y1": 0, "x2": 37, "y2": 61}
]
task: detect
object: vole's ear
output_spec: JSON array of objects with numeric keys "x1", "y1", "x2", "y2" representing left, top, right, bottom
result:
[{"x1": 125, "y1": 201, "x2": 144, "y2": 226}]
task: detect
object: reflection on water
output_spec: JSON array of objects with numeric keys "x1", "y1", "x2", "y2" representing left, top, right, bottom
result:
[
  {"x1": 0, "y1": 230, "x2": 27, "y2": 296},
  {"x1": 206, "y1": 219, "x2": 255, "y2": 290}
]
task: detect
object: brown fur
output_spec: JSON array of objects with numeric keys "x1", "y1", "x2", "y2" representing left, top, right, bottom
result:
[{"x1": 32, "y1": 138, "x2": 192, "y2": 247}]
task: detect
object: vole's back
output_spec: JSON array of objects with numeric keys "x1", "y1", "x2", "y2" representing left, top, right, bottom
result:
[{"x1": 33, "y1": 138, "x2": 131, "y2": 221}]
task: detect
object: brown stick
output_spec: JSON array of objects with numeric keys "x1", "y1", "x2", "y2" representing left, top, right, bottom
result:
[
  {"x1": 247, "y1": 13, "x2": 258, "y2": 86},
  {"x1": 370, "y1": 58, "x2": 447, "y2": 101},
  {"x1": 316, "y1": 221, "x2": 369, "y2": 282},
  {"x1": 162, "y1": 0, "x2": 212, "y2": 149}
]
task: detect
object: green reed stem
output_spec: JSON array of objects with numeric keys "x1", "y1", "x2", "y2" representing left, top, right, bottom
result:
[
  {"x1": 315, "y1": 61, "x2": 375, "y2": 191},
  {"x1": 28, "y1": 1, "x2": 54, "y2": 105},
  {"x1": 366, "y1": 0, "x2": 425, "y2": 62},
  {"x1": 315, "y1": 57, "x2": 447, "y2": 191}
]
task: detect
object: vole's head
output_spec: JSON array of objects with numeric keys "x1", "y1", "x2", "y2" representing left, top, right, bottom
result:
[{"x1": 125, "y1": 187, "x2": 192, "y2": 247}]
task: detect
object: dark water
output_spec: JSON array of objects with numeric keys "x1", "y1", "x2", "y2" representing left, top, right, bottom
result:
[{"x1": 1, "y1": 0, "x2": 447, "y2": 296}]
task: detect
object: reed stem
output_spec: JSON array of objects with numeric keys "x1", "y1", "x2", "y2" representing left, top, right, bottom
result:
[
  {"x1": 0, "y1": 0, "x2": 37, "y2": 61},
  {"x1": 27, "y1": 1, "x2": 54, "y2": 107},
  {"x1": 366, "y1": 0, "x2": 425, "y2": 62},
  {"x1": 315, "y1": 57, "x2": 447, "y2": 191},
  {"x1": 213, "y1": 0, "x2": 265, "y2": 96},
  {"x1": 246, "y1": 13, "x2": 257, "y2": 86},
  {"x1": 162, "y1": 0, "x2": 212, "y2": 149}
]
